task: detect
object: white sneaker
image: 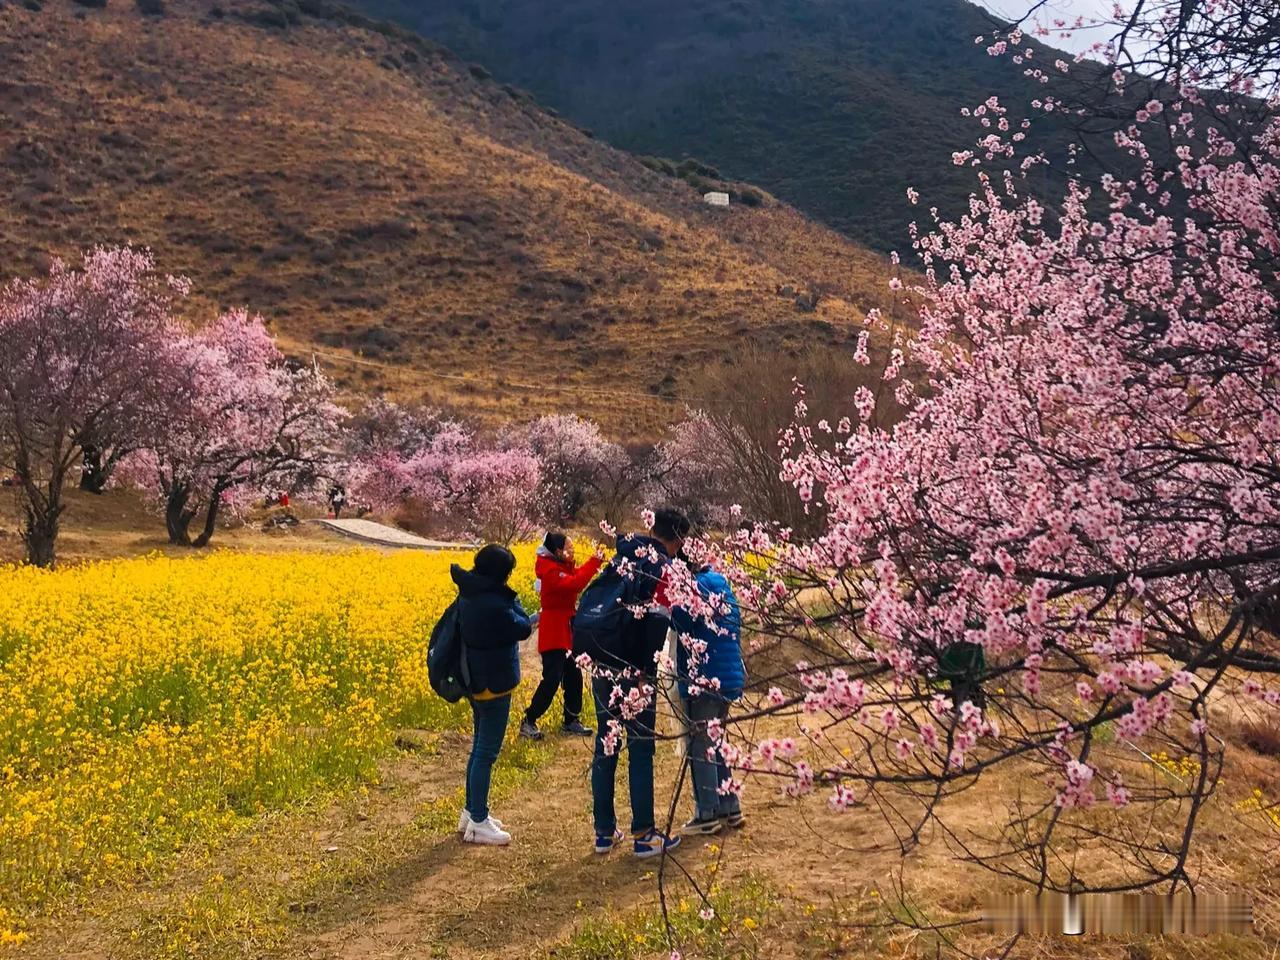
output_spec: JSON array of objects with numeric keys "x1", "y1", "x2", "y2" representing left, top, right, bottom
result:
[
  {"x1": 458, "y1": 810, "x2": 503, "y2": 833},
  {"x1": 463, "y1": 816, "x2": 511, "y2": 846}
]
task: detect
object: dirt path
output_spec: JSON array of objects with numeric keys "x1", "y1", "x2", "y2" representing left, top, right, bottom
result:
[
  {"x1": 312, "y1": 519, "x2": 476, "y2": 551},
  {"x1": 290, "y1": 734, "x2": 637, "y2": 960}
]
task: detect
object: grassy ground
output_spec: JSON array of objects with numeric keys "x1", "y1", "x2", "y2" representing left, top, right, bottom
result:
[
  {"x1": 0, "y1": 487, "x2": 378, "y2": 567},
  {"x1": 18, "y1": 717, "x2": 1277, "y2": 960}
]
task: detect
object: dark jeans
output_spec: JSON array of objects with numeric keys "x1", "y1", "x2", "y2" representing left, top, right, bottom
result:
[
  {"x1": 466, "y1": 695, "x2": 512, "y2": 823},
  {"x1": 684, "y1": 696, "x2": 740, "y2": 822},
  {"x1": 524, "y1": 649, "x2": 583, "y2": 725},
  {"x1": 590, "y1": 674, "x2": 656, "y2": 836}
]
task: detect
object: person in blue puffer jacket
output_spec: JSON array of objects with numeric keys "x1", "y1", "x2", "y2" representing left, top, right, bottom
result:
[{"x1": 671, "y1": 563, "x2": 746, "y2": 836}]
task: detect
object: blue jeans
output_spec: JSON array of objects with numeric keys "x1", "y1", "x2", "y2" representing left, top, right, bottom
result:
[
  {"x1": 685, "y1": 696, "x2": 740, "y2": 822},
  {"x1": 590, "y1": 675, "x2": 656, "y2": 836},
  {"x1": 466, "y1": 695, "x2": 512, "y2": 823}
]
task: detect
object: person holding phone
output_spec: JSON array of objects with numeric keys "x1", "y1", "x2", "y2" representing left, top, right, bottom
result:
[{"x1": 520, "y1": 532, "x2": 604, "y2": 740}]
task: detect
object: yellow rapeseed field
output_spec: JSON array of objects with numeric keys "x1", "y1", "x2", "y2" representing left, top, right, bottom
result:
[{"x1": 0, "y1": 546, "x2": 540, "y2": 938}]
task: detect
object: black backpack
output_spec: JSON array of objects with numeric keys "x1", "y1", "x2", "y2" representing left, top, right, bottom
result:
[
  {"x1": 427, "y1": 599, "x2": 471, "y2": 703},
  {"x1": 572, "y1": 544, "x2": 665, "y2": 667}
]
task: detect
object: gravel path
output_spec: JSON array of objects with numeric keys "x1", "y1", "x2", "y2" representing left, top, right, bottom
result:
[{"x1": 314, "y1": 518, "x2": 476, "y2": 551}]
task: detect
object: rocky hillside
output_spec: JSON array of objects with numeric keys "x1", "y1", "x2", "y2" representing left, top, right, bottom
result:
[
  {"x1": 0, "y1": 0, "x2": 907, "y2": 434},
  {"x1": 359, "y1": 0, "x2": 1104, "y2": 252}
]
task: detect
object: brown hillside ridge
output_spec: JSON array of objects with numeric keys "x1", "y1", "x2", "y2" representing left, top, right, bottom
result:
[{"x1": 0, "y1": 0, "x2": 910, "y2": 434}]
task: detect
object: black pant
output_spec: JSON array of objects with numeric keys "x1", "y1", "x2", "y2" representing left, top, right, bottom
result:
[{"x1": 524, "y1": 649, "x2": 583, "y2": 725}]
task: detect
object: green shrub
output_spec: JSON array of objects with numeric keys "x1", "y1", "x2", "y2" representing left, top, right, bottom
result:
[
  {"x1": 677, "y1": 157, "x2": 723, "y2": 180},
  {"x1": 295, "y1": 0, "x2": 337, "y2": 16},
  {"x1": 640, "y1": 156, "x2": 678, "y2": 177},
  {"x1": 246, "y1": 4, "x2": 289, "y2": 27},
  {"x1": 135, "y1": 0, "x2": 165, "y2": 15}
]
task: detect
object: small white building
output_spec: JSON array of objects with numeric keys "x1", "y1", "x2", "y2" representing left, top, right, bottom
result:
[{"x1": 703, "y1": 191, "x2": 730, "y2": 207}]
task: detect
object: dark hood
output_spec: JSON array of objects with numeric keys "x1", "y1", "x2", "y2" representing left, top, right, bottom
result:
[
  {"x1": 615, "y1": 533, "x2": 669, "y2": 564},
  {"x1": 450, "y1": 563, "x2": 515, "y2": 599}
]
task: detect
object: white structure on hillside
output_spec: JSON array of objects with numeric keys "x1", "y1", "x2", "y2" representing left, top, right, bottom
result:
[{"x1": 703, "y1": 191, "x2": 730, "y2": 207}]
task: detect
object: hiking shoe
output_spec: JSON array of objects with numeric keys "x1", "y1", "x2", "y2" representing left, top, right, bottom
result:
[
  {"x1": 681, "y1": 816, "x2": 723, "y2": 837},
  {"x1": 720, "y1": 811, "x2": 746, "y2": 830},
  {"x1": 594, "y1": 827, "x2": 625, "y2": 855},
  {"x1": 463, "y1": 816, "x2": 511, "y2": 846},
  {"x1": 519, "y1": 719, "x2": 544, "y2": 741},
  {"x1": 458, "y1": 810, "x2": 503, "y2": 833},
  {"x1": 633, "y1": 829, "x2": 682, "y2": 860},
  {"x1": 562, "y1": 720, "x2": 594, "y2": 737}
]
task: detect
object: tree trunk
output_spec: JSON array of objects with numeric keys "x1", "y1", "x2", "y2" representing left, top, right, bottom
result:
[
  {"x1": 191, "y1": 490, "x2": 223, "y2": 548},
  {"x1": 22, "y1": 502, "x2": 60, "y2": 568},
  {"x1": 165, "y1": 485, "x2": 197, "y2": 546},
  {"x1": 79, "y1": 445, "x2": 108, "y2": 494}
]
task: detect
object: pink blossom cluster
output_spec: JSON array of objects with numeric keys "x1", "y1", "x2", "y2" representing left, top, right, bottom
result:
[{"x1": 658, "y1": 32, "x2": 1280, "y2": 891}]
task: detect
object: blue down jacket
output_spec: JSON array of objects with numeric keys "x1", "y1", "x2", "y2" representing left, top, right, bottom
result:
[{"x1": 672, "y1": 566, "x2": 744, "y2": 701}]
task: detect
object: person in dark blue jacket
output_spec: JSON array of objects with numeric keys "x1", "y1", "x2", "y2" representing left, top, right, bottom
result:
[
  {"x1": 451, "y1": 544, "x2": 537, "y2": 846},
  {"x1": 671, "y1": 564, "x2": 746, "y2": 836},
  {"x1": 587, "y1": 508, "x2": 690, "y2": 860}
]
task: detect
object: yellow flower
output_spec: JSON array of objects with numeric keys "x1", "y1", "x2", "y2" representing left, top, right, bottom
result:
[
  {"x1": 743, "y1": 917, "x2": 758, "y2": 930},
  {"x1": 0, "y1": 547, "x2": 542, "y2": 927}
]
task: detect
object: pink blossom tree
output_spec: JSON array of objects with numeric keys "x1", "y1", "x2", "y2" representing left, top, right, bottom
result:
[
  {"x1": 644, "y1": 1, "x2": 1280, "y2": 907},
  {"x1": 440, "y1": 447, "x2": 544, "y2": 545},
  {"x1": 508, "y1": 413, "x2": 623, "y2": 523},
  {"x1": 345, "y1": 405, "x2": 544, "y2": 544},
  {"x1": 0, "y1": 247, "x2": 190, "y2": 566},
  {"x1": 118, "y1": 309, "x2": 344, "y2": 547}
]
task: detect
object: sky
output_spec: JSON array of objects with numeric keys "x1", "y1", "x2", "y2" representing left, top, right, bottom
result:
[{"x1": 973, "y1": 0, "x2": 1120, "y2": 57}]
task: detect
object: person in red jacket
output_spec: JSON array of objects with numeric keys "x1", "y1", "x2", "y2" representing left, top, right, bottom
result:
[{"x1": 519, "y1": 531, "x2": 604, "y2": 740}]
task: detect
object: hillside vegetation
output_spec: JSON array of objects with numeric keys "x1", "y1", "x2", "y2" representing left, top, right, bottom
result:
[
  {"x1": 0, "y1": 0, "x2": 906, "y2": 434},
  {"x1": 360, "y1": 0, "x2": 1102, "y2": 251}
]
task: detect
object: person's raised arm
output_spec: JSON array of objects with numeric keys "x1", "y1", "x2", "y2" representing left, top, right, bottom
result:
[{"x1": 559, "y1": 554, "x2": 604, "y2": 593}]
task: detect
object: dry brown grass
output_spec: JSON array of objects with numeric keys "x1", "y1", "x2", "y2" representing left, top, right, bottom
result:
[
  {"x1": 0, "y1": 486, "x2": 364, "y2": 565},
  {"x1": 0, "y1": 0, "x2": 908, "y2": 436}
]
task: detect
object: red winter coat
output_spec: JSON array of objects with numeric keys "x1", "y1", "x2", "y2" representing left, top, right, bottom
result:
[{"x1": 534, "y1": 549, "x2": 603, "y2": 654}]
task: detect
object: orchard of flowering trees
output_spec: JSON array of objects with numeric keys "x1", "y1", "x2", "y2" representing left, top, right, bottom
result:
[
  {"x1": 643, "y1": 0, "x2": 1280, "y2": 913},
  {"x1": 0, "y1": 254, "x2": 737, "y2": 565},
  {"x1": 0, "y1": 248, "x2": 344, "y2": 565},
  {"x1": 10, "y1": 1, "x2": 1277, "y2": 918},
  {"x1": 339, "y1": 407, "x2": 718, "y2": 544}
]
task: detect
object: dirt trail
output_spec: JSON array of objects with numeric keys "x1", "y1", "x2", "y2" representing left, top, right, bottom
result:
[
  {"x1": 311, "y1": 520, "x2": 476, "y2": 552},
  {"x1": 291, "y1": 735, "x2": 625, "y2": 960},
  {"x1": 283, "y1": 731, "x2": 909, "y2": 960}
]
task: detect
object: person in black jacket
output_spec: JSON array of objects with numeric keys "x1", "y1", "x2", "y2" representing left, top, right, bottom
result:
[
  {"x1": 589, "y1": 507, "x2": 690, "y2": 860},
  {"x1": 451, "y1": 544, "x2": 537, "y2": 846}
]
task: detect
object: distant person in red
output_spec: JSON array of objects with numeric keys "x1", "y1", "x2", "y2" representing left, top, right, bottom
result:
[{"x1": 520, "y1": 531, "x2": 604, "y2": 740}]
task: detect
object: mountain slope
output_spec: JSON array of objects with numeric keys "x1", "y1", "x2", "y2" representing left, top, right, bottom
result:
[
  {"x1": 355, "y1": 0, "x2": 1093, "y2": 251},
  {"x1": 0, "y1": 0, "x2": 904, "y2": 434}
]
